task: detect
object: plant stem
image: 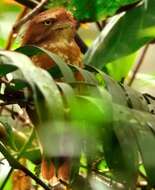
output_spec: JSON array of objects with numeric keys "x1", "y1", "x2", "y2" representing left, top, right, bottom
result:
[
  {"x1": 5, "y1": 7, "x2": 28, "y2": 50},
  {"x1": 0, "y1": 142, "x2": 50, "y2": 190},
  {"x1": 13, "y1": 0, "x2": 48, "y2": 32},
  {"x1": 4, "y1": 107, "x2": 30, "y2": 124},
  {"x1": 0, "y1": 129, "x2": 35, "y2": 190},
  {"x1": 15, "y1": 0, "x2": 38, "y2": 9},
  {"x1": 75, "y1": 34, "x2": 88, "y2": 54},
  {"x1": 0, "y1": 169, "x2": 12, "y2": 190},
  {"x1": 128, "y1": 44, "x2": 149, "y2": 86},
  {"x1": 96, "y1": 22, "x2": 103, "y2": 31}
]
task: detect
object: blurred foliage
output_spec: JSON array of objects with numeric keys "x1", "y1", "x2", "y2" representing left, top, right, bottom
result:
[
  {"x1": 47, "y1": 0, "x2": 140, "y2": 21},
  {"x1": 0, "y1": 0, "x2": 21, "y2": 48},
  {"x1": 84, "y1": 0, "x2": 155, "y2": 69},
  {"x1": 0, "y1": 0, "x2": 155, "y2": 190}
]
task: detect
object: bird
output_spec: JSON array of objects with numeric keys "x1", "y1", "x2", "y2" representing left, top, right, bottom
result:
[
  {"x1": 22, "y1": 7, "x2": 83, "y2": 187},
  {"x1": 22, "y1": 7, "x2": 83, "y2": 70}
]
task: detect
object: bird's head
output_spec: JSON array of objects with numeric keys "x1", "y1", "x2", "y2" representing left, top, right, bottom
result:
[{"x1": 22, "y1": 8, "x2": 77, "y2": 45}]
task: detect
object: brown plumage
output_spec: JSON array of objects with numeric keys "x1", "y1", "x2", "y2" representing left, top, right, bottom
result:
[
  {"x1": 22, "y1": 8, "x2": 82, "y2": 186},
  {"x1": 22, "y1": 7, "x2": 83, "y2": 69}
]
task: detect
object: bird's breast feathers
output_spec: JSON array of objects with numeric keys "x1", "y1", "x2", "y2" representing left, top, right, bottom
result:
[{"x1": 32, "y1": 40, "x2": 82, "y2": 69}]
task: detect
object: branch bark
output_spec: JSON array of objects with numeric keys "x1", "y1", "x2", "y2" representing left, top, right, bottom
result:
[
  {"x1": 128, "y1": 44, "x2": 149, "y2": 86},
  {"x1": 5, "y1": 7, "x2": 28, "y2": 50},
  {"x1": 13, "y1": 0, "x2": 48, "y2": 32},
  {"x1": 0, "y1": 142, "x2": 50, "y2": 190}
]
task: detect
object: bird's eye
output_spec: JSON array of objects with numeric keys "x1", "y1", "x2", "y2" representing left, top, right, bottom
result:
[{"x1": 43, "y1": 20, "x2": 53, "y2": 26}]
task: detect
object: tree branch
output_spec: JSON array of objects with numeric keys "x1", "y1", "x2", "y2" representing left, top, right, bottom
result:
[
  {"x1": 0, "y1": 129, "x2": 35, "y2": 190},
  {"x1": 96, "y1": 22, "x2": 103, "y2": 31},
  {"x1": 14, "y1": 0, "x2": 38, "y2": 9},
  {"x1": 75, "y1": 34, "x2": 88, "y2": 54},
  {"x1": 0, "y1": 142, "x2": 50, "y2": 190},
  {"x1": 13, "y1": 0, "x2": 48, "y2": 32},
  {"x1": 128, "y1": 44, "x2": 149, "y2": 86},
  {"x1": 5, "y1": 7, "x2": 28, "y2": 50}
]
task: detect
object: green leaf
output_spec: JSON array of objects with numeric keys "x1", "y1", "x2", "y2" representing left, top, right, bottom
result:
[
  {"x1": 16, "y1": 45, "x2": 99, "y2": 85},
  {"x1": 70, "y1": 86, "x2": 113, "y2": 160},
  {"x1": 132, "y1": 110, "x2": 155, "y2": 186},
  {"x1": 1, "y1": 122, "x2": 17, "y2": 151},
  {"x1": 124, "y1": 85, "x2": 149, "y2": 111},
  {"x1": 112, "y1": 104, "x2": 155, "y2": 187},
  {"x1": 16, "y1": 45, "x2": 76, "y2": 83},
  {"x1": 112, "y1": 105, "x2": 139, "y2": 187},
  {"x1": 3, "y1": 177, "x2": 12, "y2": 190},
  {"x1": 0, "y1": 61, "x2": 17, "y2": 76},
  {"x1": 0, "y1": 50, "x2": 64, "y2": 124},
  {"x1": 7, "y1": 79, "x2": 30, "y2": 91},
  {"x1": 103, "y1": 74, "x2": 128, "y2": 106},
  {"x1": 0, "y1": 120, "x2": 15, "y2": 150},
  {"x1": 17, "y1": 45, "x2": 101, "y2": 87},
  {"x1": 0, "y1": 116, "x2": 27, "y2": 150},
  {"x1": 84, "y1": 0, "x2": 155, "y2": 67},
  {"x1": 85, "y1": 65, "x2": 128, "y2": 106},
  {"x1": 72, "y1": 66, "x2": 98, "y2": 85},
  {"x1": 47, "y1": 0, "x2": 140, "y2": 21},
  {"x1": 106, "y1": 53, "x2": 137, "y2": 82},
  {"x1": 57, "y1": 82, "x2": 76, "y2": 105}
]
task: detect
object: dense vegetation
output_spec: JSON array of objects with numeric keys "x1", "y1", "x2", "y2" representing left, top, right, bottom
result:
[{"x1": 0, "y1": 0, "x2": 155, "y2": 189}]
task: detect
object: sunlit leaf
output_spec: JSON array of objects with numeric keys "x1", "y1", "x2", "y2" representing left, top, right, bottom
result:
[
  {"x1": 84, "y1": 0, "x2": 155, "y2": 67},
  {"x1": 106, "y1": 53, "x2": 137, "y2": 82},
  {"x1": 47, "y1": 0, "x2": 140, "y2": 21}
]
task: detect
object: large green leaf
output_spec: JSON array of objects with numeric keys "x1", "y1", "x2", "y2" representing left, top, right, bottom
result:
[
  {"x1": 110, "y1": 104, "x2": 155, "y2": 187},
  {"x1": 132, "y1": 109, "x2": 155, "y2": 186},
  {"x1": 85, "y1": 65, "x2": 128, "y2": 106},
  {"x1": 0, "y1": 51, "x2": 63, "y2": 122},
  {"x1": 106, "y1": 53, "x2": 137, "y2": 82},
  {"x1": 84, "y1": 0, "x2": 155, "y2": 68},
  {"x1": 16, "y1": 45, "x2": 76, "y2": 83},
  {"x1": 16, "y1": 45, "x2": 98, "y2": 85},
  {"x1": 0, "y1": 116, "x2": 27, "y2": 150},
  {"x1": 47, "y1": 0, "x2": 140, "y2": 21},
  {"x1": 111, "y1": 105, "x2": 139, "y2": 187}
]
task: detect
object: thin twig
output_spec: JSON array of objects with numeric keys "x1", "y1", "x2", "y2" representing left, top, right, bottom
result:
[
  {"x1": 102, "y1": 20, "x2": 107, "y2": 28},
  {"x1": 14, "y1": 0, "x2": 38, "y2": 9},
  {"x1": 96, "y1": 22, "x2": 103, "y2": 31},
  {"x1": 4, "y1": 106, "x2": 31, "y2": 125},
  {"x1": 5, "y1": 7, "x2": 29, "y2": 50},
  {"x1": 0, "y1": 170, "x2": 12, "y2": 190},
  {"x1": 0, "y1": 142, "x2": 50, "y2": 190},
  {"x1": 0, "y1": 129, "x2": 35, "y2": 190},
  {"x1": 75, "y1": 34, "x2": 88, "y2": 54},
  {"x1": 13, "y1": 0, "x2": 47, "y2": 32},
  {"x1": 128, "y1": 44, "x2": 149, "y2": 86}
]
